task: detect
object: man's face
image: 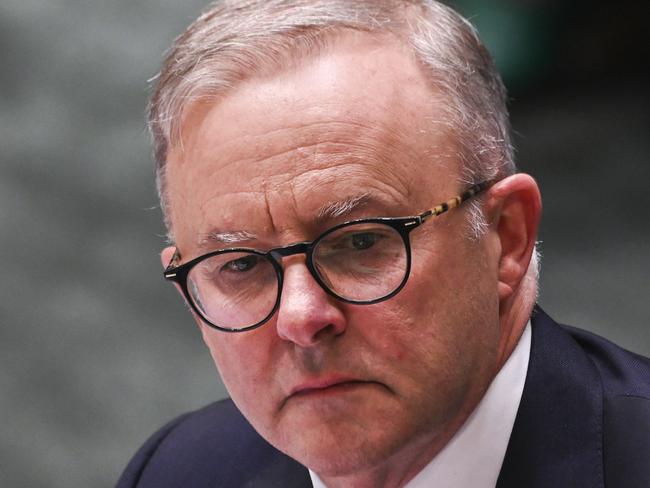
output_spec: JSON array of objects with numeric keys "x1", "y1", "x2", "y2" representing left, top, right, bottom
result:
[{"x1": 165, "y1": 34, "x2": 503, "y2": 476}]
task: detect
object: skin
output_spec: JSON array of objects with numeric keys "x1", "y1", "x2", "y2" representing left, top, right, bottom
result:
[{"x1": 161, "y1": 33, "x2": 541, "y2": 488}]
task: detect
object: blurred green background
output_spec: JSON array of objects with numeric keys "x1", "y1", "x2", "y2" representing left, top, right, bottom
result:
[{"x1": 1, "y1": 1, "x2": 647, "y2": 486}]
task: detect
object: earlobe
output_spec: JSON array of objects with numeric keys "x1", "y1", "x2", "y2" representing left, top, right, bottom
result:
[{"x1": 486, "y1": 174, "x2": 542, "y2": 302}]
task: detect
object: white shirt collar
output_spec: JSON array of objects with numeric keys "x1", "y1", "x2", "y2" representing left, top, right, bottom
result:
[{"x1": 310, "y1": 321, "x2": 531, "y2": 488}]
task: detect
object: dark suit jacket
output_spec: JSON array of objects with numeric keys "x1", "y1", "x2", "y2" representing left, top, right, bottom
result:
[{"x1": 117, "y1": 308, "x2": 650, "y2": 487}]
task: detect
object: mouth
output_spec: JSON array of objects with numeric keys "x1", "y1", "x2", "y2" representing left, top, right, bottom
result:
[{"x1": 288, "y1": 377, "x2": 385, "y2": 400}]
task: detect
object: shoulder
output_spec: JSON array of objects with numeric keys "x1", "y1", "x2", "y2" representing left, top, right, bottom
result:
[
  {"x1": 560, "y1": 321, "x2": 650, "y2": 398},
  {"x1": 116, "y1": 399, "x2": 310, "y2": 488},
  {"x1": 531, "y1": 307, "x2": 650, "y2": 398},
  {"x1": 531, "y1": 308, "x2": 650, "y2": 487},
  {"x1": 560, "y1": 318, "x2": 650, "y2": 487}
]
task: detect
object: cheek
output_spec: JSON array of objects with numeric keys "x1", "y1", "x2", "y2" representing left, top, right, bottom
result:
[
  {"x1": 345, "y1": 302, "x2": 415, "y2": 365},
  {"x1": 378, "y1": 236, "x2": 501, "y2": 378},
  {"x1": 200, "y1": 326, "x2": 280, "y2": 411},
  {"x1": 407, "y1": 227, "x2": 498, "y2": 322},
  {"x1": 346, "y1": 300, "x2": 448, "y2": 396}
]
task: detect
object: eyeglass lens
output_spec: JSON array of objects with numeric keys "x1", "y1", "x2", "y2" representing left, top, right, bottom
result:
[
  {"x1": 313, "y1": 222, "x2": 407, "y2": 301},
  {"x1": 185, "y1": 222, "x2": 408, "y2": 330}
]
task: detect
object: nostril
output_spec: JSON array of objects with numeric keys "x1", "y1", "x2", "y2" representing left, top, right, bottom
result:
[{"x1": 313, "y1": 323, "x2": 340, "y2": 342}]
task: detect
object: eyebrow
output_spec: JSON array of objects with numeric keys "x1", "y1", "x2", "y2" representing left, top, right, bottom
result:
[
  {"x1": 316, "y1": 192, "x2": 373, "y2": 222},
  {"x1": 197, "y1": 230, "x2": 258, "y2": 248}
]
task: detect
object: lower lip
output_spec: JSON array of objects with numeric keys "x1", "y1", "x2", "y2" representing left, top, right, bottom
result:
[{"x1": 292, "y1": 381, "x2": 372, "y2": 399}]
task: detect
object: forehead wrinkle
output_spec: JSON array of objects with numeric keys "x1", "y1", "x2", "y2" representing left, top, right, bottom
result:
[
  {"x1": 196, "y1": 189, "x2": 265, "y2": 227},
  {"x1": 290, "y1": 158, "x2": 413, "y2": 210},
  {"x1": 182, "y1": 105, "x2": 419, "y2": 174},
  {"x1": 177, "y1": 106, "x2": 425, "y2": 199},
  {"x1": 282, "y1": 120, "x2": 417, "y2": 191},
  {"x1": 261, "y1": 180, "x2": 281, "y2": 238},
  {"x1": 181, "y1": 117, "x2": 386, "y2": 173}
]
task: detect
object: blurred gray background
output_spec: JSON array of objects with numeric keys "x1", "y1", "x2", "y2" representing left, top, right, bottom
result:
[{"x1": 1, "y1": 1, "x2": 647, "y2": 487}]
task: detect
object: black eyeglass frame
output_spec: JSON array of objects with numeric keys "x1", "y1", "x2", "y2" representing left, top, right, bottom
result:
[{"x1": 164, "y1": 179, "x2": 495, "y2": 332}]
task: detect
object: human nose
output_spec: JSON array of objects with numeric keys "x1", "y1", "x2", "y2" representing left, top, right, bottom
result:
[{"x1": 275, "y1": 258, "x2": 347, "y2": 347}]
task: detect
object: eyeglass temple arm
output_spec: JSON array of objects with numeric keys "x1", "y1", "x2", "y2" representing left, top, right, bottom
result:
[{"x1": 419, "y1": 180, "x2": 496, "y2": 222}]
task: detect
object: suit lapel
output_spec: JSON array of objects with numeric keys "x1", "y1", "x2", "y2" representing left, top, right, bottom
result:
[{"x1": 497, "y1": 308, "x2": 604, "y2": 487}]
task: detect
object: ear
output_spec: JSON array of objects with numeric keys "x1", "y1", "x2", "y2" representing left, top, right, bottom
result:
[
  {"x1": 485, "y1": 174, "x2": 542, "y2": 303},
  {"x1": 161, "y1": 245, "x2": 183, "y2": 297},
  {"x1": 160, "y1": 246, "x2": 177, "y2": 270}
]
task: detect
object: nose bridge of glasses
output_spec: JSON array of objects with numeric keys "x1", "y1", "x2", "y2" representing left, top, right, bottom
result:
[
  {"x1": 269, "y1": 241, "x2": 325, "y2": 296},
  {"x1": 269, "y1": 241, "x2": 312, "y2": 261}
]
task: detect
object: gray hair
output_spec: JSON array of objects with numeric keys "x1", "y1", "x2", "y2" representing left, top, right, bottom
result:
[{"x1": 149, "y1": 0, "x2": 516, "y2": 240}]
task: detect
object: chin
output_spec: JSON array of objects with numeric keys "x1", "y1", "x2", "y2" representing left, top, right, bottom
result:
[
  {"x1": 273, "y1": 412, "x2": 421, "y2": 478},
  {"x1": 287, "y1": 433, "x2": 389, "y2": 477}
]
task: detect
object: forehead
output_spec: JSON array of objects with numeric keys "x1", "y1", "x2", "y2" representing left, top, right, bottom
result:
[{"x1": 166, "y1": 33, "x2": 460, "y2": 250}]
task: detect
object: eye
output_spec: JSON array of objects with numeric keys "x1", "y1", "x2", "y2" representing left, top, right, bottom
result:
[
  {"x1": 351, "y1": 232, "x2": 378, "y2": 250},
  {"x1": 321, "y1": 228, "x2": 390, "y2": 254},
  {"x1": 223, "y1": 255, "x2": 260, "y2": 273}
]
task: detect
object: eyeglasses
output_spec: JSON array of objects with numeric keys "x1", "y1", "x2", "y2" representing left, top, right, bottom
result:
[{"x1": 164, "y1": 180, "x2": 495, "y2": 332}]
